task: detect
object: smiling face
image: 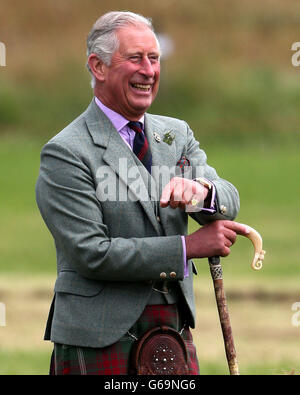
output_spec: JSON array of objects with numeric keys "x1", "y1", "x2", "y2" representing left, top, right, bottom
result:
[{"x1": 92, "y1": 25, "x2": 161, "y2": 120}]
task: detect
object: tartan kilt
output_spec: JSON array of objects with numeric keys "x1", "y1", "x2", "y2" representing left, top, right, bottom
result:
[{"x1": 50, "y1": 304, "x2": 199, "y2": 375}]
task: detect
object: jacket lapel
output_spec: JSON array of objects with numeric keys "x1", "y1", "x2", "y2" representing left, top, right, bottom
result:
[
  {"x1": 85, "y1": 99, "x2": 161, "y2": 234},
  {"x1": 144, "y1": 115, "x2": 180, "y2": 234},
  {"x1": 144, "y1": 115, "x2": 177, "y2": 199}
]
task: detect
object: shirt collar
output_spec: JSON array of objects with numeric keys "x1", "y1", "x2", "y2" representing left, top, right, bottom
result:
[{"x1": 94, "y1": 97, "x2": 144, "y2": 131}]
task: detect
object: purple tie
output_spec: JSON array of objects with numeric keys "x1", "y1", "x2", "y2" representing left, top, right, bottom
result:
[{"x1": 128, "y1": 121, "x2": 152, "y2": 173}]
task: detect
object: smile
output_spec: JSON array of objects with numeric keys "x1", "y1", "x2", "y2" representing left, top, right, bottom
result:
[{"x1": 131, "y1": 83, "x2": 152, "y2": 92}]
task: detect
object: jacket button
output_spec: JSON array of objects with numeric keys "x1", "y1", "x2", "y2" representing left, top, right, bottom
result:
[
  {"x1": 156, "y1": 216, "x2": 161, "y2": 222},
  {"x1": 170, "y1": 272, "x2": 177, "y2": 278},
  {"x1": 160, "y1": 272, "x2": 167, "y2": 279}
]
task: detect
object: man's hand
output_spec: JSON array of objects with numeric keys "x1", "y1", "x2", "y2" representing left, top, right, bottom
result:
[
  {"x1": 160, "y1": 177, "x2": 208, "y2": 210},
  {"x1": 185, "y1": 220, "x2": 250, "y2": 259}
]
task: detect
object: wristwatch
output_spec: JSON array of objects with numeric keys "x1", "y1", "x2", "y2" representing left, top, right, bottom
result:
[
  {"x1": 193, "y1": 177, "x2": 212, "y2": 190},
  {"x1": 189, "y1": 177, "x2": 213, "y2": 207}
]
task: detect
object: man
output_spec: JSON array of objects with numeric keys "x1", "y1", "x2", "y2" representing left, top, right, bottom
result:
[{"x1": 36, "y1": 11, "x2": 249, "y2": 375}]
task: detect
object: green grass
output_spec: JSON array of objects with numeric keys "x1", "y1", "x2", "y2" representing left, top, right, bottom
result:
[
  {"x1": 190, "y1": 142, "x2": 300, "y2": 278},
  {"x1": 152, "y1": 67, "x2": 300, "y2": 146},
  {"x1": 0, "y1": 136, "x2": 56, "y2": 274},
  {"x1": 2, "y1": 64, "x2": 300, "y2": 146},
  {"x1": 0, "y1": 350, "x2": 51, "y2": 375},
  {"x1": 200, "y1": 361, "x2": 300, "y2": 375}
]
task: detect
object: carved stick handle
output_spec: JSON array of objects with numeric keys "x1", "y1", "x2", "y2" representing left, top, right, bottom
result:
[{"x1": 241, "y1": 226, "x2": 266, "y2": 270}]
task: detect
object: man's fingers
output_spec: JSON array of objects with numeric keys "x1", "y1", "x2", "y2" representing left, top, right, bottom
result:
[
  {"x1": 160, "y1": 178, "x2": 186, "y2": 208},
  {"x1": 169, "y1": 193, "x2": 180, "y2": 209},
  {"x1": 220, "y1": 246, "x2": 231, "y2": 257},
  {"x1": 224, "y1": 228, "x2": 237, "y2": 245},
  {"x1": 182, "y1": 188, "x2": 194, "y2": 205},
  {"x1": 160, "y1": 180, "x2": 174, "y2": 207},
  {"x1": 222, "y1": 220, "x2": 251, "y2": 236}
]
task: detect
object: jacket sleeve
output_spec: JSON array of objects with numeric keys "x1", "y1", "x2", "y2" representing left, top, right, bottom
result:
[
  {"x1": 35, "y1": 142, "x2": 184, "y2": 282},
  {"x1": 183, "y1": 122, "x2": 240, "y2": 225}
]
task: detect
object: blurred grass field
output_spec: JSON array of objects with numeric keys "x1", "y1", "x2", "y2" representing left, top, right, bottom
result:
[{"x1": 1, "y1": 0, "x2": 300, "y2": 375}]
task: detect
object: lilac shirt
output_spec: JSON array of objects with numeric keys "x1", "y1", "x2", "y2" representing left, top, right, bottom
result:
[{"x1": 95, "y1": 97, "x2": 216, "y2": 278}]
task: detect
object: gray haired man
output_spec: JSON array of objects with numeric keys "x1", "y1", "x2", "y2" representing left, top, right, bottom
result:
[{"x1": 36, "y1": 11, "x2": 248, "y2": 375}]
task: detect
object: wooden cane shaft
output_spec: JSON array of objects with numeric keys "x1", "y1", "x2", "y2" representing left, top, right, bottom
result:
[{"x1": 212, "y1": 277, "x2": 239, "y2": 375}]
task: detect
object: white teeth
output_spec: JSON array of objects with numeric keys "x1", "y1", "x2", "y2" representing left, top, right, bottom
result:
[{"x1": 132, "y1": 84, "x2": 151, "y2": 91}]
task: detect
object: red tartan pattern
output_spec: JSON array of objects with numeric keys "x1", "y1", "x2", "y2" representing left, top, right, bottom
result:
[{"x1": 50, "y1": 304, "x2": 199, "y2": 375}]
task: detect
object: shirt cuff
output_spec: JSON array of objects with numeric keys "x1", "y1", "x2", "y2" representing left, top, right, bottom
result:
[
  {"x1": 200, "y1": 180, "x2": 216, "y2": 214},
  {"x1": 181, "y1": 236, "x2": 189, "y2": 278}
]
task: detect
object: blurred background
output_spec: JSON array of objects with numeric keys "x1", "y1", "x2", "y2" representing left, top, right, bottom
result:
[{"x1": 0, "y1": 0, "x2": 299, "y2": 374}]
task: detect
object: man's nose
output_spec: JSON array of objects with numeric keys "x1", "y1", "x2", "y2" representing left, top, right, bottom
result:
[{"x1": 139, "y1": 57, "x2": 155, "y2": 78}]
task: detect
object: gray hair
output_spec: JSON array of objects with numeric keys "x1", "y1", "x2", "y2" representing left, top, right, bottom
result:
[{"x1": 86, "y1": 11, "x2": 160, "y2": 88}]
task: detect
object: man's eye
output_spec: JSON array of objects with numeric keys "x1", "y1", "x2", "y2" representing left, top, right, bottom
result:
[
  {"x1": 149, "y1": 56, "x2": 159, "y2": 63},
  {"x1": 130, "y1": 56, "x2": 141, "y2": 62}
]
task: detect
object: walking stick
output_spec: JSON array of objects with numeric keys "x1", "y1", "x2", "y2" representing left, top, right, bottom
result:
[{"x1": 208, "y1": 226, "x2": 266, "y2": 375}]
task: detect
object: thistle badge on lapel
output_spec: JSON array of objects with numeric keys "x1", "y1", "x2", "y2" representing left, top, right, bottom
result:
[{"x1": 163, "y1": 131, "x2": 175, "y2": 145}]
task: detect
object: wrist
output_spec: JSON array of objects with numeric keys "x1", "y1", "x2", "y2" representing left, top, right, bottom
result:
[
  {"x1": 185, "y1": 234, "x2": 196, "y2": 260},
  {"x1": 193, "y1": 177, "x2": 214, "y2": 209}
]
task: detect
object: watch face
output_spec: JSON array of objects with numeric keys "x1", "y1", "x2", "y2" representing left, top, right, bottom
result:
[{"x1": 196, "y1": 178, "x2": 212, "y2": 190}]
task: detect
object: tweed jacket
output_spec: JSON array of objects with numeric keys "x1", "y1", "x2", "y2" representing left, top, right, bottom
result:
[{"x1": 36, "y1": 98, "x2": 240, "y2": 348}]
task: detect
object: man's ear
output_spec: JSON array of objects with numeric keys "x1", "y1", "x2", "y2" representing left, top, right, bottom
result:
[{"x1": 87, "y1": 54, "x2": 107, "y2": 82}]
